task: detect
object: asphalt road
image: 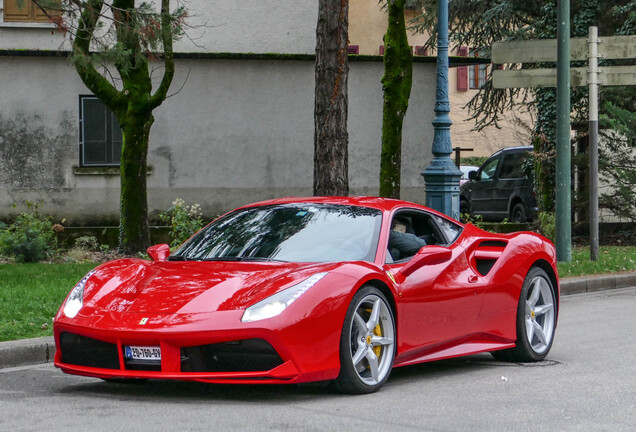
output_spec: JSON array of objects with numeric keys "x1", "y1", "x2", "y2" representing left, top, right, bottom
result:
[{"x1": 1, "y1": 287, "x2": 635, "y2": 432}]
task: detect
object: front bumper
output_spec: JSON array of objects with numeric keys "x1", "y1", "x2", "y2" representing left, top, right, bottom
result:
[{"x1": 53, "y1": 308, "x2": 342, "y2": 384}]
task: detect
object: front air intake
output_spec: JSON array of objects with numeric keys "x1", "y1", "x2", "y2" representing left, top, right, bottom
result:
[
  {"x1": 59, "y1": 332, "x2": 120, "y2": 369},
  {"x1": 181, "y1": 339, "x2": 283, "y2": 373}
]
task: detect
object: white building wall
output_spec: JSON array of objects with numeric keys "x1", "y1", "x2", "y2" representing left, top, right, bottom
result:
[{"x1": 0, "y1": 0, "x2": 318, "y2": 54}]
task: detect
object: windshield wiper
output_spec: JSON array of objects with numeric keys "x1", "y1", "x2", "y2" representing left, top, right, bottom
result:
[
  {"x1": 167, "y1": 255, "x2": 187, "y2": 261},
  {"x1": 237, "y1": 257, "x2": 287, "y2": 263},
  {"x1": 200, "y1": 257, "x2": 243, "y2": 261}
]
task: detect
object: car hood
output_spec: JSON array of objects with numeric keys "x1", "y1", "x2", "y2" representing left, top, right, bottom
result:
[{"x1": 81, "y1": 259, "x2": 341, "y2": 314}]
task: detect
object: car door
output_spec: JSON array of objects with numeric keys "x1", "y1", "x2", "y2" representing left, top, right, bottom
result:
[
  {"x1": 384, "y1": 210, "x2": 486, "y2": 361},
  {"x1": 469, "y1": 156, "x2": 501, "y2": 218},
  {"x1": 492, "y1": 151, "x2": 530, "y2": 219}
]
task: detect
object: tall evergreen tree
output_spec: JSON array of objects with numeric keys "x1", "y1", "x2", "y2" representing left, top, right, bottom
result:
[{"x1": 412, "y1": 0, "x2": 636, "y2": 220}]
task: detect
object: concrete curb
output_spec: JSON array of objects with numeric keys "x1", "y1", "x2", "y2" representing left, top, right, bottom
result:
[
  {"x1": 0, "y1": 336, "x2": 55, "y2": 369},
  {"x1": 559, "y1": 272, "x2": 636, "y2": 295},
  {"x1": 1, "y1": 273, "x2": 635, "y2": 370}
]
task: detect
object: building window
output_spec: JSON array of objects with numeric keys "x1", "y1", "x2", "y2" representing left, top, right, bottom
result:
[
  {"x1": 79, "y1": 96, "x2": 122, "y2": 167},
  {"x1": 469, "y1": 50, "x2": 488, "y2": 89},
  {"x1": 2, "y1": 0, "x2": 60, "y2": 23}
]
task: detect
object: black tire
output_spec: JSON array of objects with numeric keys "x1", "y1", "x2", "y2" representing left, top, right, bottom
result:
[
  {"x1": 491, "y1": 267, "x2": 557, "y2": 362},
  {"x1": 510, "y1": 203, "x2": 526, "y2": 223},
  {"x1": 332, "y1": 286, "x2": 396, "y2": 394}
]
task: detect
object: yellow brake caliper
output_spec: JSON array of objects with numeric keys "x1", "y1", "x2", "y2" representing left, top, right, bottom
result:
[
  {"x1": 365, "y1": 308, "x2": 383, "y2": 357},
  {"x1": 372, "y1": 324, "x2": 382, "y2": 357}
]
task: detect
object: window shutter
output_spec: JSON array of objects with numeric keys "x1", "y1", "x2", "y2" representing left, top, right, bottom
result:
[
  {"x1": 379, "y1": 45, "x2": 385, "y2": 55},
  {"x1": 414, "y1": 46, "x2": 428, "y2": 56},
  {"x1": 457, "y1": 67, "x2": 468, "y2": 92},
  {"x1": 456, "y1": 45, "x2": 469, "y2": 92},
  {"x1": 347, "y1": 45, "x2": 359, "y2": 55},
  {"x1": 3, "y1": 0, "x2": 31, "y2": 21}
]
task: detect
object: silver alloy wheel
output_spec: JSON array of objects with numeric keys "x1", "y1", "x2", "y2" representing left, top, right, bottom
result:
[
  {"x1": 525, "y1": 275, "x2": 556, "y2": 354},
  {"x1": 348, "y1": 294, "x2": 395, "y2": 386}
]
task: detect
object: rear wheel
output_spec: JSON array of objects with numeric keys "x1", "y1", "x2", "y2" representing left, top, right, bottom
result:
[
  {"x1": 332, "y1": 286, "x2": 395, "y2": 394},
  {"x1": 510, "y1": 203, "x2": 526, "y2": 223},
  {"x1": 492, "y1": 267, "x2": 557, "y2": 362}
]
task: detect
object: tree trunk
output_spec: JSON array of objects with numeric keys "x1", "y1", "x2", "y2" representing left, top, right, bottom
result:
[
  {"x1": 314, "y1": 0, "x2": 349, "y2": 196},
  {"x1": 118, "y1": 111, "x2": 153, "y2": 254},
  {"x1": 379, "y1": 0, "x2": 413, "y2": 199}
]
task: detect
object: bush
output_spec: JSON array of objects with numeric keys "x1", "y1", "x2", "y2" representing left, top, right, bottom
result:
[
  {"x1": 158, "y1": 199, "x2": 204, "y2": 248},
  {"x1": 0, "y1": 201, "x2": 57, "y2": 263},
  {"x1": 537, "y1": 212, "x2": 556, "y2": 243},
  {"x1": 74, "y1": 236, "x2": 100, "y2": 252}
]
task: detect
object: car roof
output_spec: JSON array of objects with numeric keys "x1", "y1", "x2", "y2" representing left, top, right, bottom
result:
[
  {"x1": 488, "y1": 146, "x2": 533, "y2": 159},
  {"x1": 237, "y1": 196, "x2": 451, "y2": 216}
]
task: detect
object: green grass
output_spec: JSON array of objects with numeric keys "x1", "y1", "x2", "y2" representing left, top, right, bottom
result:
[
  {"x1": 0, "y1": 262, "x2": 96, "y2": 342},
  {"x1": 557, "y1": 246, "x2": 636, "y2": 278}
]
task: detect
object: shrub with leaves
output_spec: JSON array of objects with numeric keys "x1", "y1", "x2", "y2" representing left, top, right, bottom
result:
[
  {"x1": 74, "y1": 236, "x2": 100, "y2": 252},
  {"x1": 0, "y1": 201, "x2": 57, "y2": 263},
  {"x1": 536, "y1": 212, "x2": 556, "y2": 243},
  {"x1": 158, "y1": 199, "x2": 204, "y2": 248}
]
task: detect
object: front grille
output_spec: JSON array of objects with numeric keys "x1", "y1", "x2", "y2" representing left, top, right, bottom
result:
[
  {"x1": 59, "y1": 332, "x2": 120, "y2": 369},
  {"x1": 181, "y1": 339, "x2": 284, "y2": 373},
  {"x1": 124, "y1": 359, "x2": 161, "y2": 371}
]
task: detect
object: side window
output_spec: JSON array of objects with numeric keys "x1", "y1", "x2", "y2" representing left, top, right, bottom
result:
[
  {"x1": 387, "y1": 210, "x2": 454, "y2": 263},
  {"x1": 499, "y1": 152, "x2": 528, "y2": 179},
  {"x1": 80, "y1": 96, "x2": 122, "y2": 166},
  {"x1": 478, "y1": 157, "x2": 500, "y2": 180},
  {"x1": 3, "y1": 0, "x2": 60, "y2": 23},
  {"x1": 432, "y1": 215, "x2": 462, "y2": 244}
]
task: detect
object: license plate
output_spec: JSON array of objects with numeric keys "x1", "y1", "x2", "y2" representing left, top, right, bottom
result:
[{"x1": 124, "y1": 345, "x2": 161, "y2": 361}]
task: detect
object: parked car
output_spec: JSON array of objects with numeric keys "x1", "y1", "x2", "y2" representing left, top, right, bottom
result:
[
  {"x1": 459, "y1": 165, "x2": 480, "y2": 186},
  {"x1": 54, "y1": 197, "x2": 558, "y2": 394},
  {"x1": 460, "y1": 146, "x2": 537, "y2": 222}
]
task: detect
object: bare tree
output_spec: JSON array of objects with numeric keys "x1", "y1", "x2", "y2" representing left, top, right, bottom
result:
[{"x1": 314, "y1": 0, "x2": 349, "y2": 196}]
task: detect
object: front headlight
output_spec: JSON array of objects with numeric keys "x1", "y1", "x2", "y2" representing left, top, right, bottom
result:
[
  {"x1": 63, "y1": 269, "x2": 96, "y2": 318},
  {"x1": 241, "y1": 272, "x2": 328, "y2": 322}
]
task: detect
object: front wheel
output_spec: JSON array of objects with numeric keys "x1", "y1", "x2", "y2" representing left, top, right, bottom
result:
[
  {"x1": 332, "y1": 286, "x2": 396, "y2": 394},
  {"x1": 492, "y1": 267, "x2": 557, "y2": 362}
]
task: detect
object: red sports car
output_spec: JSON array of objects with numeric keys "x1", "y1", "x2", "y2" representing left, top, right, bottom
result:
[{"x1": 54, "y1": 197, "x2": 559, "y2": 394}]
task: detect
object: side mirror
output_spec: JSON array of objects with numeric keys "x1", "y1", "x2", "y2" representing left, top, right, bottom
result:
[
  {"x1": 397, "y1": 246, "x2": 452, "y2": 278},
  {"x1": 147, "y1": 244, "x2": 170, "y2": 262},
  {"x1": 468, "y1": 171, "x2": 477, "y2": 180}
]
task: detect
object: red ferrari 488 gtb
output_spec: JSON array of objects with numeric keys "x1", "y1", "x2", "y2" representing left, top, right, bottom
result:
[{"x1": 54, "y1": 197, "x2": 559, "y2": 393}]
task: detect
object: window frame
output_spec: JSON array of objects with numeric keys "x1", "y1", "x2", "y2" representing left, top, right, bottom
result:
[
  {"x1": 477, "y1": 156, "x2": 501, "y2": 181},
  {"x1": 1, "y1": 0, "x2": 60, "y2": 24},
  {"x1": 469, "y1": 49, "x2": 488, "y2": 89},
  {"x1": 79, "y1": 95, "x2": 123, "y2": 167},
  {"x1": 386, "y1": 208, "x2": 462, "y2": 264}
]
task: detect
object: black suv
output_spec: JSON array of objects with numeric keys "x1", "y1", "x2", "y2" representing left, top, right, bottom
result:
[{"x1": 459, "y1": 146, "x2": 537, "y2": 222}]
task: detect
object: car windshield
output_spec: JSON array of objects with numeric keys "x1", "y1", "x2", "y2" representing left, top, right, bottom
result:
[{"x1": 171, "y1": 204, "x2": 383, "y2": 263}]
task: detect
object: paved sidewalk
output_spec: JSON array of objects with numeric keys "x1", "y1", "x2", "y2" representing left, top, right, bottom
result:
[{"x1": 1, "y1": 272, "x2": 635, "y2": 370}]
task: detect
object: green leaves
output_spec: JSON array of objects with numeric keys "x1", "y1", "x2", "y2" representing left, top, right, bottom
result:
[{"x1": 158, "y1": 199, "x2": 205, "y2": 248}]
